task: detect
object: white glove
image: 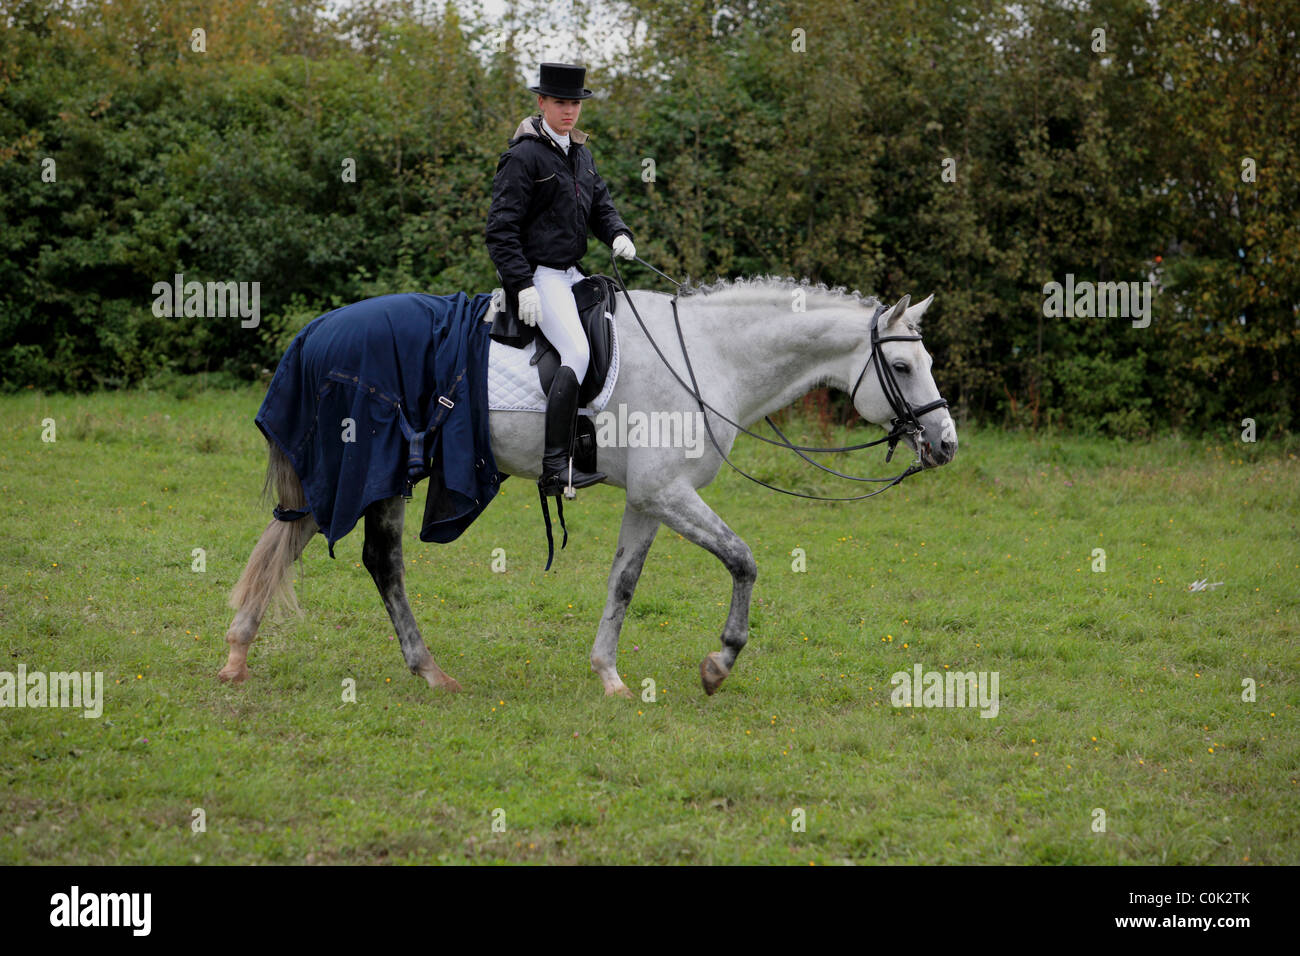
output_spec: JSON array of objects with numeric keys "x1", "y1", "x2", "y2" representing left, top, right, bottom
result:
[
  {"x1": 517, "y1": 286, "x2": 541, "y2": 327},
  {"x1": 612, "y1": 234, "x2": 636, "y2": 260}
]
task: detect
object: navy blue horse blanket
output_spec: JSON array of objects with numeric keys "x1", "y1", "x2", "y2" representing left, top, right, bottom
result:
[{"x1": 256, "y1": 292, "x2": 504, "y2": 555}]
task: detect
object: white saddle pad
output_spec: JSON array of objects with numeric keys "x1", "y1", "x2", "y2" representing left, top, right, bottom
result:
[{"x1": 487, "y1": 312, "x2": 620, "y2": 415}]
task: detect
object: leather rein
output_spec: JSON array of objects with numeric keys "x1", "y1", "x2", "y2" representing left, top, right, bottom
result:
[{"x1": 609, "y1": 256, "x2": 950, "y2": 501}]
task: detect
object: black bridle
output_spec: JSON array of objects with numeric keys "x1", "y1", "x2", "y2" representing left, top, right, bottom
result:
[
  {"x1": 610, "y1": 257, "x2": 950, "y2": 502},
  {"x1": 850, "y1": 302, "x2": 952, "y2": 456}
]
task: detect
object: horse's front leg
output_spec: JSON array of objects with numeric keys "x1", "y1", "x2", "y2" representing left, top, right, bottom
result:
[
  {"x1": 644, "y1": 482, "x2": 756, "y2": 695},
  {"x1": 591, "y1": 505, "x2": 660, "y2": 698},
  {"x1": 362, "y1": 496, "x2": 460, "y2": 692}
]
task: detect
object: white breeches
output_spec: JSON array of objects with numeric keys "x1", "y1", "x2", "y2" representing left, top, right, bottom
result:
[{"x1": 533, "y1": 264, "x2": 590, "y2": 384}]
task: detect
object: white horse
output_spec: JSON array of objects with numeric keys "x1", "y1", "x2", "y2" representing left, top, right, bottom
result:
[{"x1": 219, "y1": 277, "x2": 957, "y2": 697}]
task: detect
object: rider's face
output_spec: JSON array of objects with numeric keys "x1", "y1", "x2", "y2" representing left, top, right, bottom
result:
[{"x1": 538, "y1": 95, "x2": 582, "y2": 136}]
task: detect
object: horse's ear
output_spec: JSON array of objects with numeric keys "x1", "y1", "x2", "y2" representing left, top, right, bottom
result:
[
  {"x1": 883, "y1": 294, "x2": 910, "y2": 329},
  {"x1": 903, "y1": 293, "x2": 934, "y2": 329}
]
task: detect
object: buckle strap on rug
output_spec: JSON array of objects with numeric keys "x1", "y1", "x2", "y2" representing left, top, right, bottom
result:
[{"x1": 397, "y1": 368, "x2": 465, "y2": 495}]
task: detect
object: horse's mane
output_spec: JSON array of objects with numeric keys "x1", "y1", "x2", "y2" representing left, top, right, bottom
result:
[{"x1": 682, "y1": 274, "x2": 911, "y2": 325}]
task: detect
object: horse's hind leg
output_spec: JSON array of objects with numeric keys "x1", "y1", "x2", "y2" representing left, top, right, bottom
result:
[
  {"x1": 219, "y1": 513, "x2": 318, "y2": 683},
  {"x1": 644, "y1": 482, "x2": 756, "y2": 696},
  {"x1": 591, "y1": 505, "x2": 660, "y2": 698},
  {"x1": 221, "y1": 443, "x2": 318, "y2": 683},
  {"x1": 362, "y1": 496, "x2": 461, "y2": 692}
]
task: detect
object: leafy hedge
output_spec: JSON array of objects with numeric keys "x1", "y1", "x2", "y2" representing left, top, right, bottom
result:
[{"x1": 2, "y1": 0, "x2": 1296, "y2": 435}]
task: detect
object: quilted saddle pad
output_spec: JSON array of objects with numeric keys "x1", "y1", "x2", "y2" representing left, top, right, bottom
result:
[{"x1": 486, "y1": 312, "x2": 620, "y2": 415}]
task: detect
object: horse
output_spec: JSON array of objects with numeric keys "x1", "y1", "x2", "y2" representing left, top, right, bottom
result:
[{"x1": 218, "y1": 276, "x2": 957, "y2": 697}]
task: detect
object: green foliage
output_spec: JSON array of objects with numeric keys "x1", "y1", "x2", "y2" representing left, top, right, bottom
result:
[
  {"x1": 1, "y1": 0, "x2": 1295, "y2": 434},
  {"x1": 1053, "y1": 350, "x2": 1152, "y2": 438}
]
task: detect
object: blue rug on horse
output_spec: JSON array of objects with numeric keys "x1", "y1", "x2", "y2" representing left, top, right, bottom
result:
[{"x1": 255, "y1": 291, "x2": 505, "y2": 555}]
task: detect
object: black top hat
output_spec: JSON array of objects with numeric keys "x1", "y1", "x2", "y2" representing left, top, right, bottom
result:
[{"x1": 527, "y1": 62, "x2": 594, "y2": 100}]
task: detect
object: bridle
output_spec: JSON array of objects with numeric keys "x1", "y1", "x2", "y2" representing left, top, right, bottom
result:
[
  {"x1": 609, "y1": 256, "x2": 951, "y2": 501},
  {"x1": 849, "y1": 303, "x2": 951, "y2": 459}
]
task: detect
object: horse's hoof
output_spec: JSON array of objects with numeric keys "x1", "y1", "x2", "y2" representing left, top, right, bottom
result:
[
  {"x1": 217, "y1": 664, "x2": 248, "y2": 684},
  {"x1": 700, "y1": 652, "x2": 729, "y2": 696},
  {"x1": 420, "y1": 669, "x2": 461, "y2": 692},
  {"x1": 605, "y1": 683, "x2": 634, "y2": 699},
  {"x1": 416, "y1": 655, "x2": 461, "y2": 692}
]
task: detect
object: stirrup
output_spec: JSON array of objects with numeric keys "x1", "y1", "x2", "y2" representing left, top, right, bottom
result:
[
  {"x1": 538, "y1": 456, "x2": 604, "y2": 499},
  {"x1": 564, "y1": 459, "x2": 577, "y2": 500}
]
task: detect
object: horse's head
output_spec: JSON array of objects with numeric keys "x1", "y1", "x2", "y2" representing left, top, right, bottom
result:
[{"x1": 851, "y1": 293, "x2": 957, "y2": 469}]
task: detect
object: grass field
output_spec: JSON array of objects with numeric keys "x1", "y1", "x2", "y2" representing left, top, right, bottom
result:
[{"x1": 2, "y1": 384, "x2": 1297, "y2": 864}]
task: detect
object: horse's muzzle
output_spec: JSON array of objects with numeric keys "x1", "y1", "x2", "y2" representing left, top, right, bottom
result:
[{"x1": 918, "y1": 431, "x2": 957, "y2": 469}]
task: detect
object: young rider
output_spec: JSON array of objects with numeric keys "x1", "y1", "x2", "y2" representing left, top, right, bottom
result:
[{"x1": 485, "y1": 62, "x2": 636, "y2": 498}]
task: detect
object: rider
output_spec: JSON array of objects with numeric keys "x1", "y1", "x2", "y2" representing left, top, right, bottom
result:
[{"x1": 485, "y1": 62, "x2": 636, "y2": 498}]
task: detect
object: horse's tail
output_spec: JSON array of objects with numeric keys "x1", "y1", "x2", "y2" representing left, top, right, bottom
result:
[{"x1": 228, "y1": 442, "x2": 314, "y2": 618}]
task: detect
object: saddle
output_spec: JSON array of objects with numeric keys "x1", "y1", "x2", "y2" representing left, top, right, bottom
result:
[
  {"x1": 489, "y1": 274, "x2": 618, "y2": 406},
  {"x1": 489, "y1": 273, "x2": 618, "y2": 477}
]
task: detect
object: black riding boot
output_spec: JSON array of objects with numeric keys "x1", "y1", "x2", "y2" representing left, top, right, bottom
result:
[{"x1": 539, "y1": 365, "x2": 605, "y2": 498}]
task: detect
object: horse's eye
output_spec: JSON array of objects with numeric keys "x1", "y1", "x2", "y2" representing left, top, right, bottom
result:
[{"x1": 892, "y1": 363, "x2": 910, "y2": 374}]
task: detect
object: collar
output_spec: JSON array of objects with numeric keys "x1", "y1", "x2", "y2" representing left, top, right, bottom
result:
[
  {"x1": 540, "y1": 116, "x2": 570, "y2": 149},
  {"x1": 511, "y1": 114, "x2": 589, "y2": 146}
]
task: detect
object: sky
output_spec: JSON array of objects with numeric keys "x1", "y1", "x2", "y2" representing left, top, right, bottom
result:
[{"x1": 326, "y1": 0, "x2": 638, "y2": 76}]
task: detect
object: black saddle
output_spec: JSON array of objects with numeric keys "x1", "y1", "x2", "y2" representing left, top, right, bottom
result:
[{"x1": 489, "y1": 274, "x2": 618, "y2": 408}]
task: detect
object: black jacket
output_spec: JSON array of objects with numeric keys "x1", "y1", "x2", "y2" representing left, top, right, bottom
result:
[{"x1": 485, "y1": 115, "x2": 632, "y2": 298}]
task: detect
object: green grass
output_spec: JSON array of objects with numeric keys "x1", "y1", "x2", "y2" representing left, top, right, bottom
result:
[{"x1": 2, "y1": 385, "x2": 1297, "y2": 864}]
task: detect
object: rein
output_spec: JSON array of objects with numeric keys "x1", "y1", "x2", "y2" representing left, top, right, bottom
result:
[{"x1": 610, "y1": 256, "x2": 950, "y2": 502}]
